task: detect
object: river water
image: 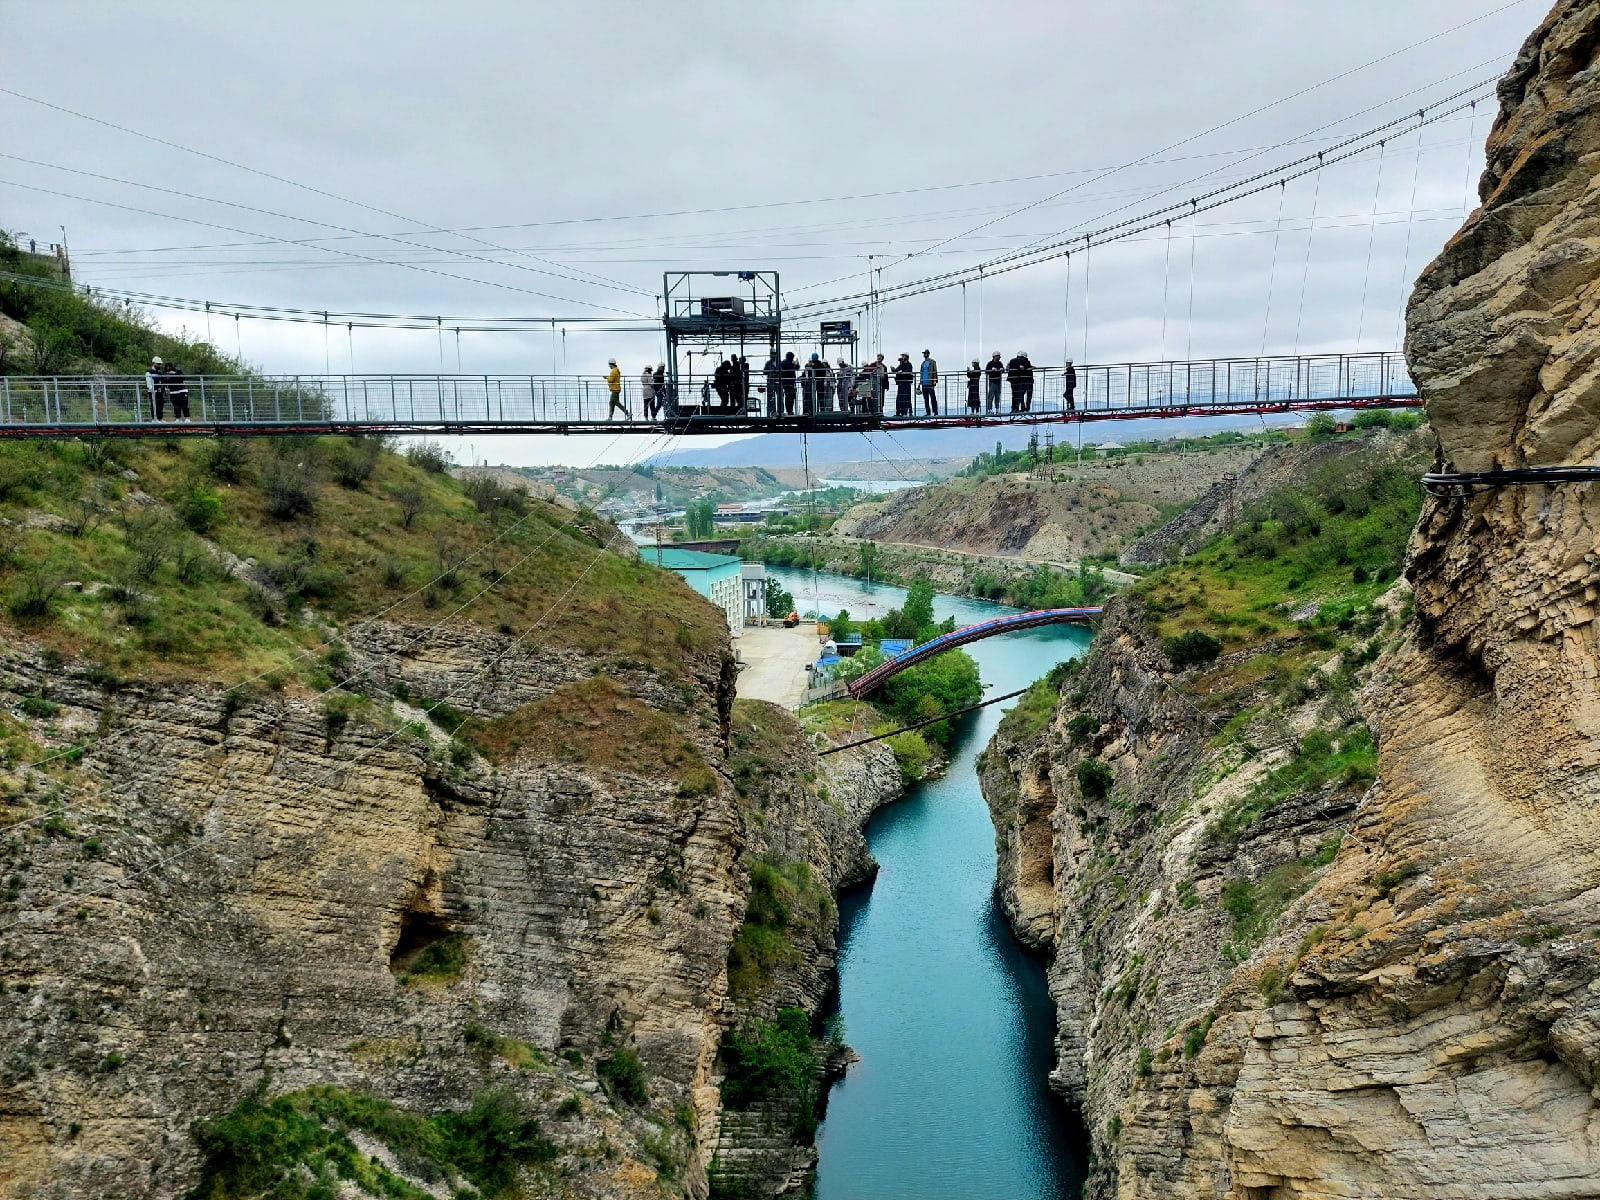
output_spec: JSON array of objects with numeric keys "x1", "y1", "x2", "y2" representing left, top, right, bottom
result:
[{"x1": 764, "y1": 567, "x2": 1091, "y2": 1200}]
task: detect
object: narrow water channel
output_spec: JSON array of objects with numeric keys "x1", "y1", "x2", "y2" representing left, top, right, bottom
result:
[{"x1": 765, "y1": 567, "x2": 1092, "y2": 1200}]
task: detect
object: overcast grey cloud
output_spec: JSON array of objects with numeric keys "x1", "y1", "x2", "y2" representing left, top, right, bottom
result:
[{"x1": 0, "y1": 0, "x2": 1542, "y2": 465}]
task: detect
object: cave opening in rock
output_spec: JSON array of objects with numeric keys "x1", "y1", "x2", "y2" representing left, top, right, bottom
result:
[{"x1": 388, "y1": 907, "x2": 455, "y2": 976}]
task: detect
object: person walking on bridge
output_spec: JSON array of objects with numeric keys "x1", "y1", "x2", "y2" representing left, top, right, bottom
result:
[
  {"x1": 919, "y1": 349, "x2": 939, "y2": 415},
  {"x1": 605, "y1": 359, "x2": 629, "y2": 419},
  {"x1": 985, "y1": 352, "x2": 1004, "y2": 413},
  {"x1": 893, "y1": 353, "x2": 914, "y2": 417},
  {"x1": 966, "y1": 360, "x2": 982, "y2": 413},
  {"x1": 1062, "y1": 359, "x2": 1078, "y2": 412}
]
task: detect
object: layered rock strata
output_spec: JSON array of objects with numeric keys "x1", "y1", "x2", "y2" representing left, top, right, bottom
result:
[{"x1": 983, "y1": 5, "x2": 1600, "y2": 1195}]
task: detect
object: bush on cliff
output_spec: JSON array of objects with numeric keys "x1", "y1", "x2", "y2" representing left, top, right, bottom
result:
[
  {"x1": 1164, "y1": 629, "x2": 1222, "y2": 669},
  {"x1": 1077, "y1": 758, "x2": 1114, "y2": 801},
  {"x1": 720, "y1": 1007, "x2": 820, "y2": 1137}
]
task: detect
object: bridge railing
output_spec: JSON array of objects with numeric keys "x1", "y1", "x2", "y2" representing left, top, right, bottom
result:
[{"x1": 0, "y1": 351, "x2": 1416, "y2": 430}]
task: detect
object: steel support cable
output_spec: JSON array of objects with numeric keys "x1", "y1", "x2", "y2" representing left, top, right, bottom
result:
[
  {"x1": 1292, "y1": 158, "x2": 1326, "y2": 357},
  {"x1": 884, "y1": 0, "x2": 1529, "y2": 271},
  {"x1": 1421, "y1": 466, "x2": 1600, "y2": 495},
  {"x1": 2, "y1": 422, "x2": 683, "y2": 882},
  {"x1": 1185, "y1": 202, "x2": 1199, "y2": 361},
  {"x1": 818, "y1": 687, "x2": 1032, "y2": 755},
  {"x1": 786, "y1": 83, "x2": 1495, "y2": 319},
  {"x1": 1355, "y1": 141, "x2": 1390, "y2": 348},
  {"x1": 0, "y1": 152, "x2": 650, "y2": 302},
  {"x1": 0, "y1": 179, "x2": 647, "y2": 317},
  {"x1": 0, "y1": 421, "x2": 670, "y2": 823},
  {"x1": 1461, "y1": 102, "x2": 1482, "y2": 212},
  {"x1": 0, "y1": 88, "x2": 646, "y2": 299}
]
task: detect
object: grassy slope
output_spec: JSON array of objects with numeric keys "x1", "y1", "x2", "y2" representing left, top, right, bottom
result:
[{"x1": 0, "y1": 434, "x2": 721, "y2": 686}]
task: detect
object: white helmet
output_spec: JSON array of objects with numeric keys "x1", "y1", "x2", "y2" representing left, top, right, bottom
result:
[{"x1": 151, "y1": 356, "x2": 163, "y2": 365}]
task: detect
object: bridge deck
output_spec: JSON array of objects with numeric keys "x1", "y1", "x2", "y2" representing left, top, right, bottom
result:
[
  {"x1": 0, "y1": 351, "x2": 1416, "y2": 438},
  {"x1": 846, "y1": 607, "x2": 1103, "y2": 698}
]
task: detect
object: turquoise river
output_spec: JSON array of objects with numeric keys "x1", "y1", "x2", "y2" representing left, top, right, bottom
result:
[{"x1": 766, "y1": 566, "x2": 1092, "y2": 1200}]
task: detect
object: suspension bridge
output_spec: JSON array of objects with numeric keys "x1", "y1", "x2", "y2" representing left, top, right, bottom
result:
[{"x1": 0, "y1": 350, "x2": 1415, "y2": 438}]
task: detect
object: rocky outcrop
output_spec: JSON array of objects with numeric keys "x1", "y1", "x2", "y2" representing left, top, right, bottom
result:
[
  {"x1": 983, "y1": 5, "x2": 1600, "y2": 1196},
  {"x1": 0, "y1": 601, "x2": 898, "y2": 1199}
]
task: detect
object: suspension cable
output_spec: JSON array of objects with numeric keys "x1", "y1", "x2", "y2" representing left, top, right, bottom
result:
[
  {"x1": 1160, "y1": 220, "x2": 1174, "y2": 360},
  {"x1": 1393, "y1": 120, "x2": 1426, "y2": 345},
  {"x1": 1355, "y1": 141, "x2": 1389, "y2": 348},
  {"x1": 1260, "y1": 182, "x2": 1288, "y2": 356},
  {"x1": 1291, "y1": 155, "x2": 1325, "y2": 356}
]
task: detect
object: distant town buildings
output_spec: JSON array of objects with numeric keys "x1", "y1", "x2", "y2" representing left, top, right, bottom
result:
[{"x1": 655, "y1": 548, "x2": 746, "y2": 633}]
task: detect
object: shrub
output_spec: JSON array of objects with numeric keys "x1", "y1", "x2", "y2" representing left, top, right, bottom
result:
[
  {"x1": 178, "y1": 481, "x2": 224, "y2": 534},
  {"x1": 1067, "y1": 712, "x2": 1101, "y2": 746},
  {"x1": 392, "y1": 482, "x2": 426, "y2": 530},
  {"x1": 1077, "y1": 758, "x2": 1114, "y2": 801},
  {"x1": 262, "y1": 460, "x2": 317, "y2": 521},
  {"x1": 884, "y1": 729, "x2": 932, "y2": 784},
  {"x1": 406, "y1": 441, "x2": 452, "y2": 473},
  {"x1": 1305, "y1": 413, "x2": 1338, "y2": 440},
  {"x1": 1164, "y1": 630, "x2": 1222, "y2": 669},
  {"x1": 6, "y1": 567, "x2": 63, "y2": 620},
  {"x1": 463, "y1": 474, "x2": 530, "y2": 517},
  {"x1": 597, "y1": 1047, "x2": 649, "y2": 1106},
  {"x1": 327, "y1": 437, "x2": 381, "y2": 489},
  {"x1": 198, "y1": 438, "x2": 250, "y2": 483},
  {"x1": 721, "y1": 1008, "x2": 818, "y2": 1134}
]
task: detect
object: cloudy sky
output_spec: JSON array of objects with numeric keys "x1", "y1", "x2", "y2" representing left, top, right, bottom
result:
[{"x1": 1, "y1": 0, "x2": 1543, "y2": 466}]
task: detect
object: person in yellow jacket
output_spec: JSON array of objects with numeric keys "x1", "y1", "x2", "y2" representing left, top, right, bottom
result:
[{"x1": 605, "y1": 358, "x2": 630, "y2": 419}]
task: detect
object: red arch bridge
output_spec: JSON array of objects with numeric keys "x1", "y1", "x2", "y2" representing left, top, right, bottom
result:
[
  {"x1": 845, "y1": 607, "x2": 1103, "y2": 699},
  {"x1": 0, "y1": 351, "x2": 1416, "y2": 438}
]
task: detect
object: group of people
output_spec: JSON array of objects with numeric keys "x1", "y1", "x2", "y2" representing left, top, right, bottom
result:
[
  {"x1": 144, "y1": 355, "x2": 192, "y2": 421},
  {"x1": 602, "y1": 349, "x2": 1079, "y2": 420}
]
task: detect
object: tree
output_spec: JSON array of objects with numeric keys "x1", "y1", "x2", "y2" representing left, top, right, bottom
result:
[
  {"x1": 857, "y1": 540, "x2": 880, "y2": 583},
  {"x1": 1305, "y1": 413, "x2": 1338, "y2": 441},
  {"x1": 764, "y1": 578, "x2": 794, "y2": 619},
  {"x1": 654, "y1": 481, "x2": 663, "y2": 504},
  {"x1": 902, "y1": 577, "x2": 936, "y2": 638},
  {"x1": 685, "y1": 500, "x2": 716, "y2": 539},
  {"x1": 829, "y1": 609, "x2": 853, "y2": 641}
]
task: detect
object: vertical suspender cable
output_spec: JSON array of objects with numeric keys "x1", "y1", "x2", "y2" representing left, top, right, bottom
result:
[
  {"x1": 323, "y1": 311, "x2": 331, "y2": 374},
  {"x1": 234, "y1": 313, "x2": 242, "y2": 364},
  {"x1": 977, "y1": 267, "x2": 985, "y2": 362},
  {"x1": 1460, "y1": 101, "x2": 1480, "y2": 212},
  {"x1": 1159, "y1": 219, "x2": 1174, "y2": 361},
  {"x1": 1393, "y1": 117, "x2": 1425, "y2": 347},
  {"x1": 347, "y1": 323, "x2": 356, "y2": 374},
  {"x1": 437, "y1": 317, "x2": 445, "y2": 372},
  {"x1": 1061, "y1": 252, "x2": 1073, "y2": 371},
  {"x1": 1081, "y1": 236, "x2": 1092, "y2": 364},
  {"x1": 961, "y1": 281, "x2": 968, "y2": 367},
  {"x1": 1260, "y1": 182, "x2": 1288, "y2": 357},
  {"x1": 1355, "y1": 142, "x2": 1388, "y2": 349},
  {"x1": 1291, "y1": 154, "x2": 1324, "y2": 357},
  {"x1": 1185, "y1": 201, "x2": 1198, "y2": 361}
]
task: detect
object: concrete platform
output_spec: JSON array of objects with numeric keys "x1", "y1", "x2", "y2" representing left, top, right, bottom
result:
[{"x1": 735, "y1": 625, "x2": 824, "y2": 709}]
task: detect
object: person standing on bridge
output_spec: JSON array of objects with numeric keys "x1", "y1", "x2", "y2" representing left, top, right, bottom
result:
[
  {"x1": 654, "y1": 362, "x2": 668, "y2": 416},
  {"x1": 640, "y1": 365, "x2": 657, "y2": 419},
  {"x1": 1018, "y1": 352, "x2": 1036, "y2": 412},
  {"x1": 966, "y1": 360, "x2": 982, "y2": 413},
  {"x1": 985, "y1": 352, "x2": 1004, "y2": 413},
  {"x1": 893, "y1": 353, "x2": 914, "y2": 417},
  {"x1": 780, "y1": 352, "x2": 798, "y2": 415},
  {"x1": 763, "y1": 352, "x2": 781, "y2": 417},
  {"x1": 836, "y1": 358, "x2": 854, "y2": 412},
  {"x1": 1005, "y1": 353, "x2": 1025, "y2": 412},
  {"x1": 145, "y1": 356, "x2": 166, "y2": 421},
  {"x1": 163, "y1": 361, "x2": 191, "y2": 422},
  {"x1": 606, "y1": 359, "x2": 629, "y2": 419},
  {"x1": 1062, "y1": 359, "x2": 1078, "y2": 412},
  {"x1": 919, "y1": 349, "x2": 939, "y2": 415}
]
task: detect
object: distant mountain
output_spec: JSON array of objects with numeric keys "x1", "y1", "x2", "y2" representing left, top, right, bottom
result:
[{"x1": 653, "y1": 414, "x2": 1277, "y2": 469}]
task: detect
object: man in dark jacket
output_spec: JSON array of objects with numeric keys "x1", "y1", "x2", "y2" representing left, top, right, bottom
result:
[
  {"x1": 985, "y1": 352, "x2": 1004, "y2": 413},
  {"x1": 163, "y1": 361, "x2": 191, "y2": 421},
  {"x1": 1063, "y1": 359, "x2": 1078, "y2": 411},
  {"x1": 893, "y1": 354, "x2": 915, "y2": 417},
  {"x1": 966, "y1": 360, "x2": 982, "y2": 413},
  {"x1": 763, "y1": 353, "x2": 782, "y2": 417},
  {"x1": 780, "y1": 352, "x2": 798, "y2": 415},
  {"x1": 713, "y1": 359, "x2": 732, "y2": 410},
  {"x1": 1018, "y1": 352, "x2": 1035, "y2": 412},
  {"x1": 1006, "y1": 354, "x2": 1025, "y2": 412}
]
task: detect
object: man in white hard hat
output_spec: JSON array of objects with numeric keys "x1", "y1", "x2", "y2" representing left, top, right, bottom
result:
[{"x1": 145, "y1": 356, "x2": 167, "y2": 421}]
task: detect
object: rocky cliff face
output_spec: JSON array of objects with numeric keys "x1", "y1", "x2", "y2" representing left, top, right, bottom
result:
[
  {"x1": 0, "y1": 604, "x2": 898, "y2": 1199},
  {"x1": 983, "y1": 5, "x2": 1600, "y2": 1196}
]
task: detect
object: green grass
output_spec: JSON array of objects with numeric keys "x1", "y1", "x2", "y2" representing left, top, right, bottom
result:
[
  {"x1": 188, "y1": 1086, "x2": 555, "y2": 1199},
  {"x1": 1210, "y1": 725, "x2": 1376, "y2": 840},
  {"x1": 726, "y1": 856, "x2": 832, "y2": 1000},
  {"x1": 393, "y1": 933, "x2": 470, "y2": 988}
]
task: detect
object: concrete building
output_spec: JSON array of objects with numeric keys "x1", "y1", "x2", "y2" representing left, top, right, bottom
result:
[
  {"x1": 741, "y1": 561, "x2": 767, "y2": 626},
  {"x1": 657, "y1": 548, "x2": 743, "y2": 633}
]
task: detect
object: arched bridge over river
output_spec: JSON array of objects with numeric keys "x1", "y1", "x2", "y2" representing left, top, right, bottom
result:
[{"x1": 846, "y1": 607, "x2": 1102, "y2": 699}]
